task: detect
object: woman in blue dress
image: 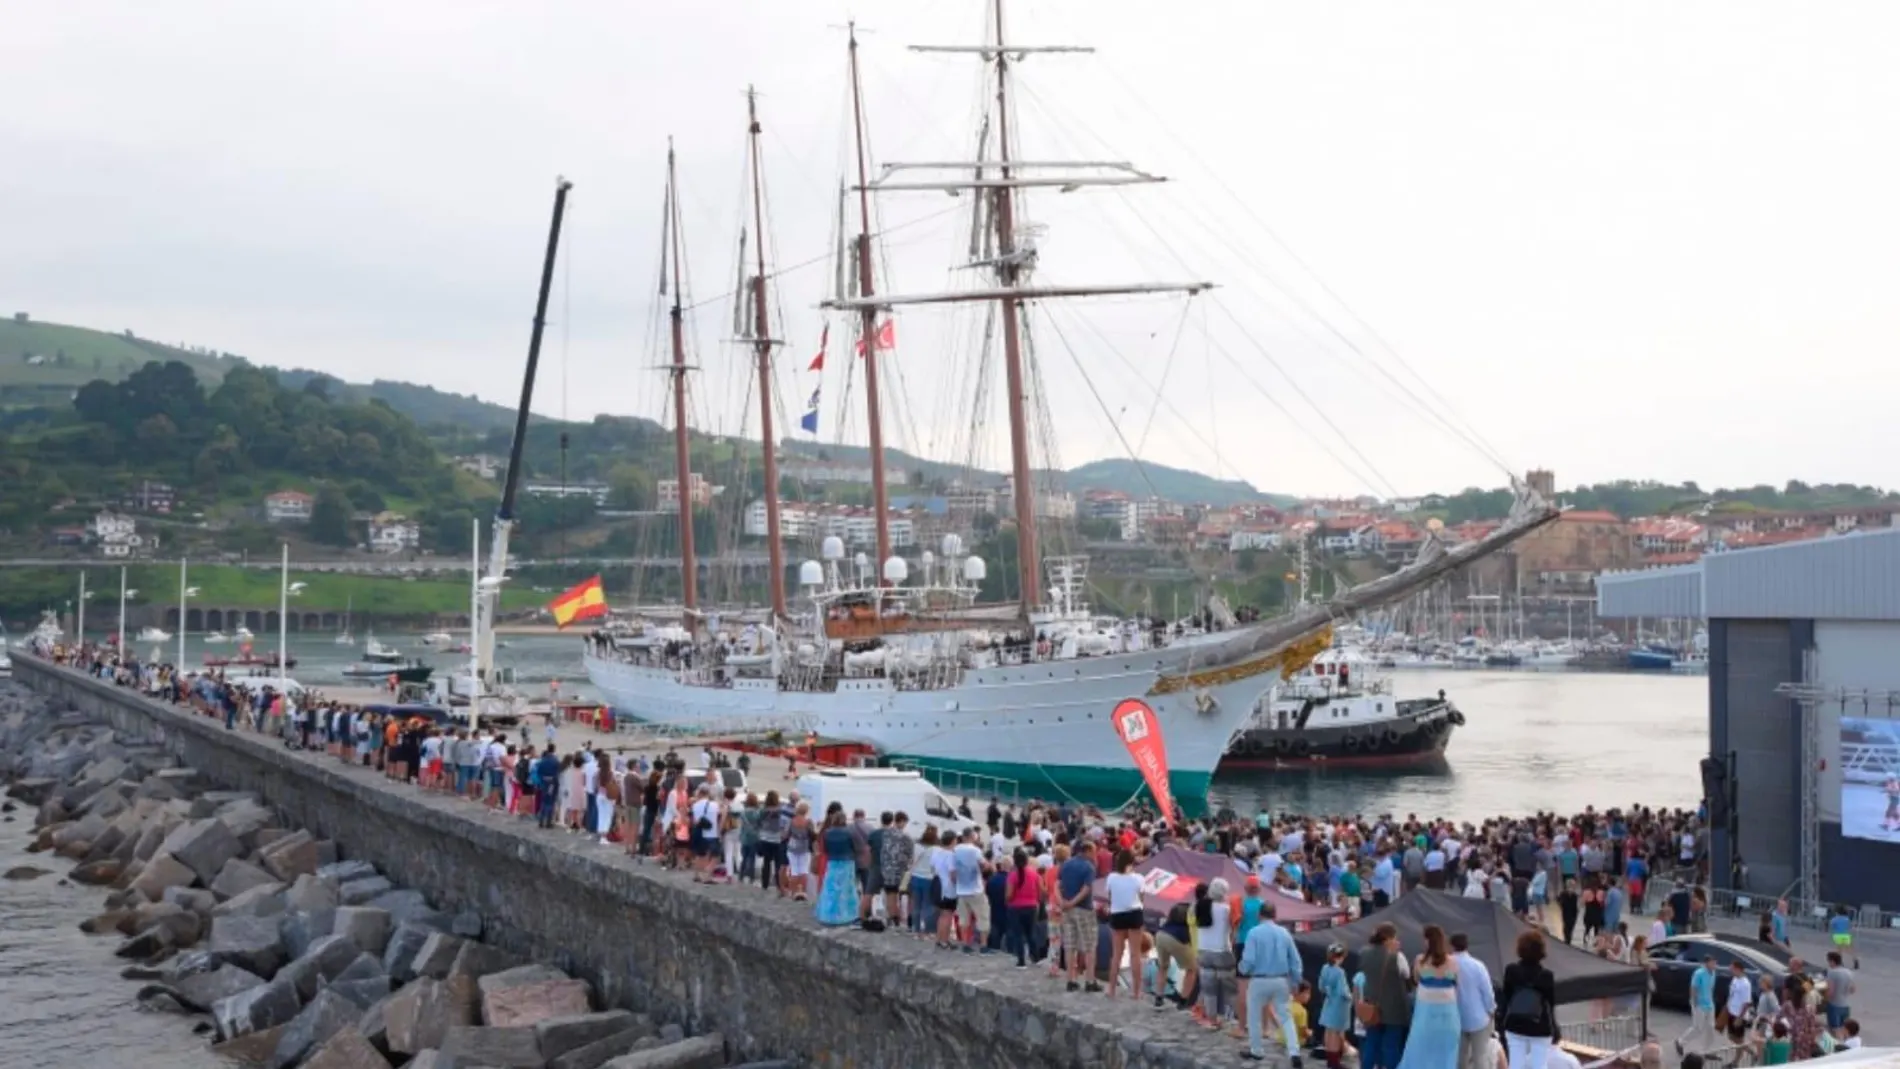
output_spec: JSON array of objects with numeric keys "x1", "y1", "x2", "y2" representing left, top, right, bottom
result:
[
  {"x1": 1318, "y1": 943, "x2": 1353, "y2": 1069},
  {"x1": 1397, "y1": 924, "x2": 1462, "y2": 1069},
  {"x1": 815, "y1": 809, "x2": 861, "y2": 926}
]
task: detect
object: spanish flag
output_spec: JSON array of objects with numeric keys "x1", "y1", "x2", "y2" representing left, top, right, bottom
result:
[{"x1": 547, "y1": 575, "x2": 608, "y2": 629}]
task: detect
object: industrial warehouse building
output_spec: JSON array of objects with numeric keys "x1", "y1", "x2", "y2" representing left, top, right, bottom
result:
[{"x1": 1597, "y1": 528, "x2": 1900, "y2": 915}]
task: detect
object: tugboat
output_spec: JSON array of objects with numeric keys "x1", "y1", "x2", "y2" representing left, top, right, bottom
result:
[{"x1": 1221, "y1": 648, "x2": 1465, "y2": 770}]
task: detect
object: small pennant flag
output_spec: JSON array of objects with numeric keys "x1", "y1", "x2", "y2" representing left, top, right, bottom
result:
[
  {"x1": 853, "y1": 317, "x2": 895, "y2": 356},
  {"x1": 547, "y1": 575, "x2": 609, "y2": 629},
  {"x1": 800, "y1": 386, "x2": 820, "y2": 434},
  {"x1": 807, "y1": 324, "x2": 829, "y2": 372}
]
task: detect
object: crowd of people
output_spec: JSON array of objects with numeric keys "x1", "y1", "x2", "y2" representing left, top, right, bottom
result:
[{"x1": 37, "y1": 640, "x2": 1871, "y2": 1067}]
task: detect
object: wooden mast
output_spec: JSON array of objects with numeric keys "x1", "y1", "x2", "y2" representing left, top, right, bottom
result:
[
  {"x1": 990, "y1": 0, "x2": 1039, "y2": 618},
  {"x1": 664, "y1": 141, "x2": 697, "y2": 613},
  {"x1": 847, "y1": 23, "x2": 894, "y2": 593},
  {"x1": 746, "y1": 88, "x2": 788, "y2": 620}
]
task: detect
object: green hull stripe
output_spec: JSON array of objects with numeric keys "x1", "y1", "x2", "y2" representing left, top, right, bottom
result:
[{"x1": 884, "y1": 753, "x2": 1212, "y2": 813}]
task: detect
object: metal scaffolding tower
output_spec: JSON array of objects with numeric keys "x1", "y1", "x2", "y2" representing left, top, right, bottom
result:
[{"x1": 1776, "y1": 652, "x2": 1900, "y2": 906}]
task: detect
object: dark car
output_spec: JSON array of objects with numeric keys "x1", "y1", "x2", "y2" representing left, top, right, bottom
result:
[{"x1": 1646, "y1": 933, "x2": 1826, "y2": 1010}]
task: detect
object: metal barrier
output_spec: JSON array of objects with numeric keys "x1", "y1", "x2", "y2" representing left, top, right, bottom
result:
[
  {"x1": 1561, "y1": 1014, "x2": 1648, "y2": 1058},
  {"x1": 888, "y1": 759, "x2": 1024, "y2": 804},
  {"x1": 609, "y1": 712, "x2": 815, "y2": 747},
  {"x1": 1653, "y1": 878, "x2": 1900, "y2": 936}
]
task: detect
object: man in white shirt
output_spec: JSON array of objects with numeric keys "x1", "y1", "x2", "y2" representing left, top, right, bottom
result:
[
  {"x1": 1452, "y1": 933, "x2": 1496, "y2": 1069},
  {"x1": 1723, "y1": 961, "x2": 1752, "y2": 1040},
  {"x1": 1423, "y1": 845, "x2": 1448, "y2": 890},
  {"x1": 951, "y1": 829, "x2": 990, "y2": 951},
  {"x1": 1256, "y1": 851, "x2": 1284, "y2": 887},
  {"x1": 989, "y1": 828, "x2": 1010, "y2": 862}
]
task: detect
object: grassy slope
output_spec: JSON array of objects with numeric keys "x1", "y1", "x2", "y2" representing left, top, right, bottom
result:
[{"x1": 0, "y1": 320, "x2": 239, "y2": 391}]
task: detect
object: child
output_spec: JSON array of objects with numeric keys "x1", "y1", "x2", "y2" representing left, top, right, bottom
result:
[
  {"x1": 1840, "y1": 1019, "x2": 1861, "y2": 1051},
  {"x1": 1761, "y1": 1021, "x2": 1791, "y2": 1065},
  {"x1": 1289, "y1": 980, "x2": 1313, "y2": 1051},
  {"x1": 1318, "y1": 945, "x2": 1351, "y2": 1068}
]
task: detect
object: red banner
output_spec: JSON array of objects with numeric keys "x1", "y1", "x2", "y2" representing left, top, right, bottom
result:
[{"x1": 1112, "y1": 697, "x2": 1177, "y2": 825}]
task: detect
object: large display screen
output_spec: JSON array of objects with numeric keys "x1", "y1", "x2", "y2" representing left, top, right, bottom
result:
[{"x1": 1840, "y1": 716, "x2": 1900, "y2": 842}]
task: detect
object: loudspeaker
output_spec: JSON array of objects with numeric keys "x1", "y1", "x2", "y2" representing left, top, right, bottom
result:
[{"x1": 1701, "y1": 756, "x2": 1730, "y2": 826}]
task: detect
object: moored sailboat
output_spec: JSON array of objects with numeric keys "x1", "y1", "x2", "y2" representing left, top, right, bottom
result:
[{"x1": 582, "y1": 6, "x2": 1558, "y2": 806}]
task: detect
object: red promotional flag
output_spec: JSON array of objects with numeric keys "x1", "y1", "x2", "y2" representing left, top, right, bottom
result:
[
  {"x1": 853, "y1": 317, "x2": 895, "y2": 356},
  {"x1": 807, "y1": 324, "x2": 829, "y2": 372},
  {"x1": 1111, "y1": 697, "x2": 1177, "y2": 825}
]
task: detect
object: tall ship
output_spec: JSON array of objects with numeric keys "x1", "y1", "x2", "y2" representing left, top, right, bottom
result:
[{"x1": 580, "y1": 5, "x2": 1557, "y2": 805}]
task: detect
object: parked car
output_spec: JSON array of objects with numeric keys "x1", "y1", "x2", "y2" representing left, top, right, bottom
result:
[{"x1": 1646, "y1": 933, "x2": 1827, "y2": 1010}]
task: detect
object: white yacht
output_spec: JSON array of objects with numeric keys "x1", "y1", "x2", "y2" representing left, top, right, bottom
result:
[
  {"x1": 202, "y1": 630, "x2": 232, "y2": 645},
  {"x1": 137, "y1": 626, "x2": 172, "y2": 643}
]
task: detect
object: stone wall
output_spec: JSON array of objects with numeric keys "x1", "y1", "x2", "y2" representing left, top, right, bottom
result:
[{"x1": 11, "y1": 656, "x2": 1244, "y2": 1069}]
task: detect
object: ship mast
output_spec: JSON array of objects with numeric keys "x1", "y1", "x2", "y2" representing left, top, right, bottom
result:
[
  {"x1": 846, "y1": 24, "x2": 894, "y2": 595},
  {"x1": 987, "y1": 0, "x2": 1039, "y2": 616},
  {"x1": 828, "y1": 1, "x2": 1213, "y2": 620},
  {"x1": 663, "y1": 142, "x2": 697, "y2": 613},
  {"x1": 745, "y1": 88, "x2": 788, "y2": 620}
]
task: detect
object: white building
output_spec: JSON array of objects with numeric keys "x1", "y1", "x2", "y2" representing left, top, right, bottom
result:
[
  {"x1": 523, "y1": 482, "x2": 610, "y2": 506},
  {"x1": 264, "y1": 490, "x2": 313, "y2": 524},
  {"x1": 1229, "y1": 528, "x2": 1283, "y2": 552},
  {"x1": 368, "y1": 512, "x2": 421, "y2": 554},
  {"x1": 1120, "y1": 500, "x2": 1142, "y2": 542},
  {"x1": 455, "y1": 454, "x2": 502, "y2": 480},
  {"x1": 658, "y1": 473, "x2": 715, "y2": 509},
  {"x1": 90, "y1": 510, "x2": 146, "y2": 558}
]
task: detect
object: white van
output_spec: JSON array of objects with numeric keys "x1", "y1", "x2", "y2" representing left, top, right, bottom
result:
[{"x1": 793, "y1": 768, "x2": 983, "y2": 842}]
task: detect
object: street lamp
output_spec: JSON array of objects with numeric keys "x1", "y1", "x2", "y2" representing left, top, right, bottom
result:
[
  {"x1": 177, "y1": 555, "x2": 199, "y2": 669},
  {"x1": 76, "y1": 572, "x2": 95, "y2": 643}
]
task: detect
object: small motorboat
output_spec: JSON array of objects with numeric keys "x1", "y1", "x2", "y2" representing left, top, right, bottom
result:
[
  {"x1": 203, "y1": 631, "x2": 232, "y2": 644},
  {"x1": 137, "y1": 626, "x2": 172, "y2": 642}
]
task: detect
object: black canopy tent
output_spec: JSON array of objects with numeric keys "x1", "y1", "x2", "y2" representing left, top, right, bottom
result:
[{"x1": 1291, "y1": 890, "x2": 1649, "y2": 1004}]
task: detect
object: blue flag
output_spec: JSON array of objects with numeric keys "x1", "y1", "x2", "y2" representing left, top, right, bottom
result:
[{"x1": 799, "y1": 386, "x2": 819, "y2": 434}]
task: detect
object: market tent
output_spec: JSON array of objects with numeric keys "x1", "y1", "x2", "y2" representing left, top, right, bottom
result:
[
  {"x1": 1092, "y1": 846, "x2": 1345, "y2": 931},
  {"x1": 1291, "y1": 889, "x2": 1648, "y2": 1003}
]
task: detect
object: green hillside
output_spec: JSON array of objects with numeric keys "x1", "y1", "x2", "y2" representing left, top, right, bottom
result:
[
  {"x1": 0, "y1": 318, "x2": 242, "y2": 408},
  {"x1": 1052, "y1": 458, "x2": 1292, "y2": 507}
]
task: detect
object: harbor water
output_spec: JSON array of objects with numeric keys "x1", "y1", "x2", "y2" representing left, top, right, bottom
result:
[{"x1": 0, "y1": 813, "x2": 233, "y2": 1069}]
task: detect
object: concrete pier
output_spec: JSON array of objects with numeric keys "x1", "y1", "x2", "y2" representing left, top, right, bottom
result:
[{"x1": 10, "y1": 655, "x2": 1262, "y2": 1069}]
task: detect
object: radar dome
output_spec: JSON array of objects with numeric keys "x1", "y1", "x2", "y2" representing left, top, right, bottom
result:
[
  {"x1": 821, "y1": 536, "x2": 846, "y2": 561},
  {"x1": 797, "y1": 560, "x2": 824, "y2": 586},
  {"x1": 882, "y1": 556, "x2": 909, "y2": 583},
  {"x1": 963, "y1": 556, "x2": 987, "y2": 582}
]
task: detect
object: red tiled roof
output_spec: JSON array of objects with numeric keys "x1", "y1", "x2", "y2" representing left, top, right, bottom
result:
[{"x1": 1560, "y1": 510, "x2": 1623, "y2": 523}]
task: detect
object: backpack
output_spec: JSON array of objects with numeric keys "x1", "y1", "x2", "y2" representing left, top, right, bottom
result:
[{"x1": 1502, "y1": 983, "x2": 1549, "y2": 1036}]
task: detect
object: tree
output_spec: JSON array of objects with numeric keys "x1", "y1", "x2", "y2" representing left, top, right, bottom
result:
[
  {"x1": 606, "y1": 463, "x2": 654, "y2": 510},
  {"x1": 310, "y1": 487, "x2": 355, "y2": 547},
  {"x1": 1236, "y1": 548, "x2": 1259, "y2": 574}
]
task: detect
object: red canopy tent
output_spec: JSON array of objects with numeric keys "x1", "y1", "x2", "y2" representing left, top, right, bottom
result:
[{"x1": 1094, "y1": 846, "x2": 1346, "y2": 931}]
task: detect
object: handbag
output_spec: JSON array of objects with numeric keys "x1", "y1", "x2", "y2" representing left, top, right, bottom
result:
[{"x1": 1357, "y1": 948, "x2": 1396, "y2": 1027}]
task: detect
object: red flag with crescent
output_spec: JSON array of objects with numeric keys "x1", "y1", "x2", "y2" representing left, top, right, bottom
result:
[{"x1": 1112, "y1": 697, "x2": 1177, "y2": 825}]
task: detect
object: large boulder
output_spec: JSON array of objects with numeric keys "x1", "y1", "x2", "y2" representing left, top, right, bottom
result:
[
  {"x1": 174, "y1": 965, "x2": 267, "y2": 1012},
  {"x1": 7, "y1": 778, "x2": 56, "y2": 805},
  {"x1": 207, "y1": 913, "x2": 287, "y2": 979},
  {"x1": 211, "y1": 976, "x2": 302, "y2": 1040},
  {"x1": 157, "y1": 817, "x2": 242, "y2": 885},
  {"x1": 131, "y1": 821, "x2": 171, "y2": 863},
  {"x1": 279, "y1": 933, "x2": 360, "y2": 1001},
  {"x1": 315, "y1": 859, "x2": 377, "y2": 887},
  {"x1": 550, "y1": 1025, "x2": 655, "y2": 1069},
  {"x1": 268, "y1": 988, "x2": 359, "y2": 1069},
  {"x1": 381, "y1": 923, "x2": 435, "y2": 984},
  {"x1": 132, "y1": 900, "x2": 204, "y2": 947},
  {"x1": 600, "y1": 1036, "x2": 727, "y2": 1069},
  {"x1": 70, "y1": 858, "x2": 123, "y2": 886},
  {"x1": 161, "y1": 885, "x2": 220, "y2": 916},
  {"x1": 439, "y1": 1024, "x2": 544, "y2": 1068},
  {"x1": 278, "y1": 908, "x2": 337, "y2": 960},
  {"x1": 324, "y1": 975, "x2": 391, "y2": 1010},
  {"x1": 481, "y1": 977, "x2": 593, "y2": 1029},
  {"x1": 284, "y1": 873, "x2": 339, "y2": 913},
  {"x1": 210, "y1": 1023, "x2": 288, "y2": 1066},
  {"x1": 337, "y1": 875, "x2": 392, "y2": 906},
  {"x1": 366, "y1": 888, "x2": 430, "y2": 924},
  {"x1": 298, "y1": 1028, "x2": 388, "y2": 1069},
  {"x1": 211, "y1": 857, "x2": 280, "y2": 900},
  {"x1": 210, "y1": 882, "x2": 288, "y2": 918},
  {"x1": 130, "y1": 852, "x2": 197, "y2": 900},
  {"x1": 411, "y1": 932, "x2": 464, "y2": 980},
  {"x1": 385, "y1": 976, "x2": 478, "y2": 1055},
  {"x1": 332, "y1": 953, "x2": 385, "y2": 985},
  {"x1": 331, "y1": 907, "x2": 391, "y2": 956},
  {"x1": 447, "y1": 940, "x2": 522, "y2": 981},
  {"x1": 536, "y1": 1011, "x2": 646, "y2": 1067},
  {"x1": 259, "y1": 831, "x2": 322, "y2": 884}
]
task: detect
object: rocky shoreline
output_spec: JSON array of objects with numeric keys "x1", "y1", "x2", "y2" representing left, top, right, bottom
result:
[{"x1": 0, "y1": 683, "x2": 785, "y2": 1069}]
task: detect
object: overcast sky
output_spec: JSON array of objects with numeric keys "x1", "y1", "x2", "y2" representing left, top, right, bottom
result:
[{"x1": 5, "y1": 2, "x2": 1896, "y2": 498}]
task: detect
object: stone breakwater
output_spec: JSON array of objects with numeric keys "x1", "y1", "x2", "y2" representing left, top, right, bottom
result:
[
  {"x1": 0, "y1": 682, "x2": 778, "y2": 1069},
  {"x1": 8, "y1": 656, "x2": 1260, "y2": 1069}
]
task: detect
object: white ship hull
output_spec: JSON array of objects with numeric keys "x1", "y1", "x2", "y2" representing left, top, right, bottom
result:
[{"x1": 583, "y1": 647, "x2": 1269, "y2": 806}]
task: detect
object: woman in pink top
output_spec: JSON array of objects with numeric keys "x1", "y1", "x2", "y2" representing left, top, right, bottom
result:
[{"x1": 1003, "y1": 847, "x2": 1044, "y2": 968}]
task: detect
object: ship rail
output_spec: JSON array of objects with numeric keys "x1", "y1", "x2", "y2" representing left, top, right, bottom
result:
[
  {"x1": 889, "y1": 758, "x2": 1025, "y2": 804},
  {"x1": 612, "y1": 712, "x2": 817, "y2": 747}
]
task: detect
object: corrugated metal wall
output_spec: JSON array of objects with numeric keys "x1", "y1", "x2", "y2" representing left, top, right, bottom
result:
[
  {"x1": 1706, "y1": 529, "x2": 1900, "y2": 621},
  {"x1": 1596, "y1": 565, "x2": 1703, "y2": 619},
  {"x1": 1720, "y1": 620, "x2": 1800, "y2": 895}
]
